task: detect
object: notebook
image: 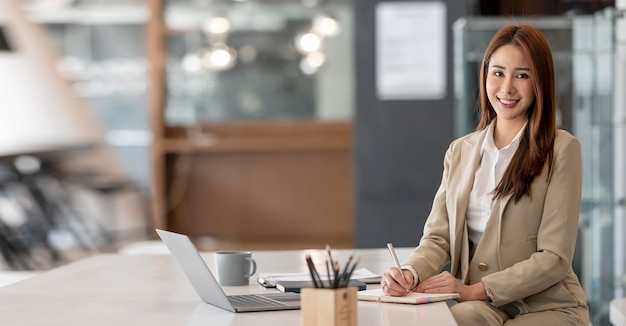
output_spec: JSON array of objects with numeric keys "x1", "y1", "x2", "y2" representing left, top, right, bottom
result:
[
  {"x1": 156, "y1": 229, "x2": 301, "y2": 312},
  {"x1": 357, "y1": 288, "x2": 459, "y2": 304}
]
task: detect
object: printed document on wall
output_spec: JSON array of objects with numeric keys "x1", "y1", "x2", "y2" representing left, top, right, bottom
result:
[{"x1": 375, "y1": 1, "x2": 447, "y2": 101}]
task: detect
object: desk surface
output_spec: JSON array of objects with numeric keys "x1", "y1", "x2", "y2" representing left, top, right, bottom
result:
[
  {"x1": 0, "y1": 248, "x2": 458, "y2": 326},
  {"x1": 611, "y1": 297, "x2": 626, "y2": 326}
]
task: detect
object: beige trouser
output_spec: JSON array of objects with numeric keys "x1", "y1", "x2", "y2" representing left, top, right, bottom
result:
[{"x1": 449, "y1": 301, "x2": 589, "y2": 326}]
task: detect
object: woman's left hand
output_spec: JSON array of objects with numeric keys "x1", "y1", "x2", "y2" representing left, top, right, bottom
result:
[{"x1": 414, "y1": 271, "x2": 487, "y2": 302}]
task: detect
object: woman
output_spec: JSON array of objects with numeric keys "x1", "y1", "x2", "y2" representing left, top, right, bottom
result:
[{"x1": 380, "y1": 24, "x2": 589, "y2": 325}]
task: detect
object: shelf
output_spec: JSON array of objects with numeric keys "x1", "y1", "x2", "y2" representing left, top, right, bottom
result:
[{"x1": 160, "y1": 121, "x2": 351, "y2": 153}]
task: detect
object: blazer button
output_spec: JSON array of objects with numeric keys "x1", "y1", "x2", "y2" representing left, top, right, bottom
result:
[{"x1": 478, "y1": 263, "x2": 489, "y2": 271}]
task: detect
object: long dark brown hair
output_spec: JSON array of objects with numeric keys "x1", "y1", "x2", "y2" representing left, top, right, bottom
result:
[{"x1": 477, "y1": 24, "x2": 556, "y2": 202}]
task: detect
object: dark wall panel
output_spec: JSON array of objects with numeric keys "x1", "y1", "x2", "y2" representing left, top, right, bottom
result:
[{"x1": 354, "y1": 0, "x2": 469, "y2": 247}]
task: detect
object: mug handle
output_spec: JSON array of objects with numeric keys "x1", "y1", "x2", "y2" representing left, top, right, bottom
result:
[{"x1": 246, "y1": 258, "x2": 257, "y2": 278}]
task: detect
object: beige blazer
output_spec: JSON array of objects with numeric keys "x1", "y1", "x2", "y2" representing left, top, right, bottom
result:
[{"x1": 403, "y1": 127, "x2": 588, "y2": 315}]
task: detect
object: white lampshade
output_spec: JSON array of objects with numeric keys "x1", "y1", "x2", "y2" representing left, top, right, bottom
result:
[{"x1": 0, "y1": 0, "x2": 122, "y2": 176}]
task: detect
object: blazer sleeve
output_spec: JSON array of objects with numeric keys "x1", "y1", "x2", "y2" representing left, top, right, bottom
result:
[
  {"x1": 402, "y1": 141, "x2": 455, "y2": 280},
  {"x1": 482, "y1": 134, "x2": 583, "y2": 306}
]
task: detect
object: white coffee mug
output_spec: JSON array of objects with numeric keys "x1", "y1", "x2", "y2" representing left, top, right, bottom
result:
[{"x1": 214, "y1": 251, "x2": 257, "y2": 286}]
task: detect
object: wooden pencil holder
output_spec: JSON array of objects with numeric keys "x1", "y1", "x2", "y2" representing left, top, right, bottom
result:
[{"x1": 301, "y1": 287, "x2": 357, "y2": 326}]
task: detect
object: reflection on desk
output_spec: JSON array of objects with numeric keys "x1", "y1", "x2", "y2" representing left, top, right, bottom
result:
[
  {"x1": 611, "y1": 297, "x2": 626, "y2": 326},
  {"x1": 0, "y1": 249, "x2": 459, "y2": 325},
  {"x1": 187, "y1": 303, "x2": 236, "y2": 326}
]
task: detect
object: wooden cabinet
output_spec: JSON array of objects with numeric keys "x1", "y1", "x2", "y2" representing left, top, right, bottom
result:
[{"x1": 146, "y1": 0, "x2": 354, "y2": 248}]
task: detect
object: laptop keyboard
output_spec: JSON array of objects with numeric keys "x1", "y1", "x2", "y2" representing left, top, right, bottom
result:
[{"x1": 228, "y1": 294, "x2": 288, "y2": 308}]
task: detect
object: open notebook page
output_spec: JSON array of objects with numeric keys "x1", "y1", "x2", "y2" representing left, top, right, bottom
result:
[{"x1": 357, "y1": 289, "x2": 459, "y2": 304}]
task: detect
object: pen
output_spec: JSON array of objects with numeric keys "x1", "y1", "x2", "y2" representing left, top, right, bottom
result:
[{"x1": 387, "y1": 243, "x2": 409, "y2": 292}]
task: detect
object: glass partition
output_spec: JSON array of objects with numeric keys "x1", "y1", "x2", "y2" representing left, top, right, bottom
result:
[
  {"x1": 573, "y1": 9, "x2": 617, "y2": 326},
  {"x1": 614, "y1": 0, "x2": 626, "y2": 305}
]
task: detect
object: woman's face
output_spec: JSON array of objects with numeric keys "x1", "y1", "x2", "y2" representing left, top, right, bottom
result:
[{"x1": 486, "y1": 44, "x2": 535, "y2": 127}]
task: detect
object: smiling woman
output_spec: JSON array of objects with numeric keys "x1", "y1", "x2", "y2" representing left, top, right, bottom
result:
[{"x1": 381, "y1": 23, "x2": 589, "y2": 326}]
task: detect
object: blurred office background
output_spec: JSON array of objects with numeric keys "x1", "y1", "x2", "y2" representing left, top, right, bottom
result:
[{"x1": 0, "y1": 0, "x2": 624, "y2": 324}]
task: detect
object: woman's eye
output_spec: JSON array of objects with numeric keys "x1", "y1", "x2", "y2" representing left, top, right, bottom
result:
[
  {"x1": 516, "y1": 73, "x2": 529, "y2": 79},
  {"x1": 493, "y1": 71, "x2": 503, "y2": 77}
]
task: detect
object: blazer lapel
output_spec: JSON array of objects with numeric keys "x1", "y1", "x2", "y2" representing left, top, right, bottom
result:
[
  {"x1": 456, "y1": 133, "x2": 485, "y2": 222},
  {"x1": 453, "y1": 130, "x2": 486, "y2": 281}
]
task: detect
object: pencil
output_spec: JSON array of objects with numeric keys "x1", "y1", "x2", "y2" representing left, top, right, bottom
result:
[
  {"x1": 326, "y1": 244, "x2": 336, "y2": 274},
  {"x1": 341, "y1": 252, "x2": 355, "y2": 277},
  {"x1": 346, "y1": 257, "x2": 359, "y2": 280},
  {"x1": 339, "y1": 252, "x2": 355, "y2": 287},
  {"x1": 333, "y1": 263, "x2": 340, "y2": 288},
  {"x1": 305, "y1": 251, "x2": 322, "y2": 288},
  {"x1": 326, "y1": 260, "x2": 332, "y2": 288}
]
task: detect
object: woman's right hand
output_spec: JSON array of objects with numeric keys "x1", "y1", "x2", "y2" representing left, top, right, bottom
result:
[{"x1": 381, "y1": 267, "x2": 414, "y2": 296}]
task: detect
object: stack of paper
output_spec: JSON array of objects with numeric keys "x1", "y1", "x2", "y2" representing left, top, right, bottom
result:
[{"x1": 257, "y1": 268, "x2": 382, "y2": 288}]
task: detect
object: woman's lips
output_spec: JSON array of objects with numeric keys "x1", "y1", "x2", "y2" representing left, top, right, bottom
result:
[{"x1": 498, "y1": 97, "x2": 519, "y2": 107}]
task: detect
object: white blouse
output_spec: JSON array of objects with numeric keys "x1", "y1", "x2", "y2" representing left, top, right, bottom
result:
[{"x1": 466, "y1": 121, "x2": 526, "y2": 245}]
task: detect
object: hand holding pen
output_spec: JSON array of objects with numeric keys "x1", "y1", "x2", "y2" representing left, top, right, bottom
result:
[{"x1": 381, "y1": 243, "x2": 414, "y2": 296}]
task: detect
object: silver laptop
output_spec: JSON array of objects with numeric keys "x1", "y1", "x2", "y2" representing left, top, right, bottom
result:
[{"x1": 156, "y1": 229, "x2": 301, "y2": 313}]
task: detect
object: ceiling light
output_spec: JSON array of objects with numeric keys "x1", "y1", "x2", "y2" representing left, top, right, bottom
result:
[
  {"x1": 182, "y1": 51, "x2": 205, "y2": 73},
  {"x1": 299, "y1": 51, "x2": 325, "y2": 75},
  {"x1": 202, "y1": 16, "x2": 231, "y2": 35},
  {"x1": 313, "y1": 16, "x2": 340, "y2": 37},
  {"x1": 305, "y1": 51, "x2": 326, "y2": 68},
  {"x1": 202, "y1": 43, "x2": 237, "y2": 71},
  {"x1": 295, "y1": 31, "x2": 322, "y2": 54}
]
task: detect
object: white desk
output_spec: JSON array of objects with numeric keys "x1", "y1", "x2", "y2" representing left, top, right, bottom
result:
[
  {"x1": 611, "y1": 297, "x2": 626, "y2": 326},
  {"x1": 0, "y1": 248, "x2": 458, "y2": 325}
]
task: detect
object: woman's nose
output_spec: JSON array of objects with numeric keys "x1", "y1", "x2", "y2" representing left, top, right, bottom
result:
[{"x1": 501, "y1": 76, "x2": 515, "y2": 94}]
